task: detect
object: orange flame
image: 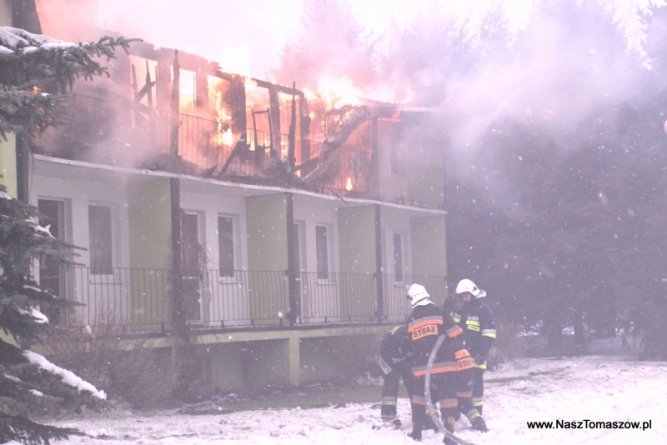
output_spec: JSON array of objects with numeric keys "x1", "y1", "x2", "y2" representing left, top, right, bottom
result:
[{"x1": 345, "y1": 177, "x2": 354, "y2": 191}]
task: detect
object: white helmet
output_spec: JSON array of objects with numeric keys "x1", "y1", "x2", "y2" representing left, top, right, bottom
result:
[
  {"x1": 407, "y1": 283, "x2": 431, "y2": 308},
  {"x1": 455, "y1": 278, "x2": 487, "y2": 299}
]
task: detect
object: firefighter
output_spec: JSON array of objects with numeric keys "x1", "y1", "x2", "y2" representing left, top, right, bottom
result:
[
  {"x1": 378, "y1": 324, "x2": 414, "y2": 427},
  {"x1": 454, "y1": 278, "x2": 496, "y2": 417},
  {"x1": 405, "y1": 283, "x2": 486, "y2": 443}
]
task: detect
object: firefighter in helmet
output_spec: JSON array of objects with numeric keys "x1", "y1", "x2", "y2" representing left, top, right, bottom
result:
[
  {"x1": 453, "y1": 278, "x2": 496, "y2": 418},
  {"x1": 405, "y1": 283, "x2": 485, "y2": 444}
]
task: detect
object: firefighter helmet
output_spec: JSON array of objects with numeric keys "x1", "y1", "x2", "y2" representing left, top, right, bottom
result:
[
  {"x1": 407, "y1": 283, "x2": 431, "y2": 308},
  {"x1": 455, "y1": 278, "x2": 487, "y2": 299}
]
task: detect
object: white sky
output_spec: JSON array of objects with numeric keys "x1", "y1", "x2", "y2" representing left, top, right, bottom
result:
[
  {"x1": 48, "y1": 353, "x2": 667, "y2": 445},
  {"x1": 34, "y1": 0, "x2": 663, "y2": 79}
]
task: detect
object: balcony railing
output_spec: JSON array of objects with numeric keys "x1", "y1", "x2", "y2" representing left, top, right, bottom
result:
[{"x1": 41, "y1": 266, "x2": 446, "y2": 333}]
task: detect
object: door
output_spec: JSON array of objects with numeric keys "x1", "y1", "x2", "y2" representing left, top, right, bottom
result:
[
  {"x1": 293, "y1": 221, "x2": 306, "y2": 321},
  {"x1": 181, "y1": 212, "x2": 202, "y2": 322},
  {"x1": 37, "y1": 199, "x2": 67, "y2": 324}
]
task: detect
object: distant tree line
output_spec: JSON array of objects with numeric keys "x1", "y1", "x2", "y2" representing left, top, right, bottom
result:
[{"x1": 446, "y1": 84, "x2": 667, "y2": 359}]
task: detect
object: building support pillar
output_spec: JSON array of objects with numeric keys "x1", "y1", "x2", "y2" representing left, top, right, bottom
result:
[{"x1": 287, "y1": 334, "x2": 301, "y2": 386}]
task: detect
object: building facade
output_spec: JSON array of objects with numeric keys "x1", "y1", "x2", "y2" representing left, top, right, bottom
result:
[{"x1": 2, "y1": 2, "x2": 449, "y2": 391}]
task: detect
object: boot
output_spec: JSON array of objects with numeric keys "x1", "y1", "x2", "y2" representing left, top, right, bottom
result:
[
  {"x1": 409, "y1": 404, "x2": 426, "y2": 441},
  {"x1": 408, "y1": 428, "x2": 422, "y2": 441},
  {"x1": 381, "y1": 417, "x2": 402, "y2": 429},
  {"x1": 443, "y1": 415, "x2": 457, "y2": 445},
  {"x1": 422, "y1": 416, "x2": 437, "y2": 431},
  {"x1": 471, "y1": 416, "x2": 489, "y2": 433}
]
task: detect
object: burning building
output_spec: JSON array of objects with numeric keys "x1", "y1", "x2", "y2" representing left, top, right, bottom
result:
[{"x1": 2, "y1": 3, "x2": 449, "y2": 391}]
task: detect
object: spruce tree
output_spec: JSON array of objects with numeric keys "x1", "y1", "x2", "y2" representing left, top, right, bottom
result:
[{"x1": 0, "y1": 26, "x2": 135, "y2": 444}]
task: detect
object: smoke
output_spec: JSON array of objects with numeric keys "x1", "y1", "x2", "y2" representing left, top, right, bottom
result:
[
  {"x1": 35, "y1": 0, "x2": 304, "y2": 79},
  {"x1": 361, "y1": 0, "x2": 667, "y2": 158},
  {"x1": 34, "y1": 0, "x2": 667, "y2": 155}
]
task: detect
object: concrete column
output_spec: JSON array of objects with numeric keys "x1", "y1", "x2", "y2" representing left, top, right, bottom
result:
[{"x1": 288, "y1": 334, "x2": 301, "y2": 386}]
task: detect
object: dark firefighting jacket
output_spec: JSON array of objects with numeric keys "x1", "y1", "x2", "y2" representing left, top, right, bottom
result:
[
  {"x1": 452, "y1": 299, "x2": 496, "y2": 369},
  {"x1": 378, "y1": 324, "x2": 413, "y2": 376},
  {"x1": 407, "y1": 303, "x2": 471, "y2": 377}
]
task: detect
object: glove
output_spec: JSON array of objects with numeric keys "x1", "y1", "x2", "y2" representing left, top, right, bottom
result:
[
  {"x1": 474, "y1": 354, "x2": 487, "y2": 366},
  {"x1": 455, "y1": 349, "x2": 473, "y2": 370}
]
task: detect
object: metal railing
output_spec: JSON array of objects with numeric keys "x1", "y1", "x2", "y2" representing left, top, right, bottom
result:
[{"x1": 42, "y1": 266, "x2": 446, "y2": 333}]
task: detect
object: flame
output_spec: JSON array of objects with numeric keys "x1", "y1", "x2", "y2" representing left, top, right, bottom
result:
[
  {"x1": 215, "y1": 125, "x2": 233, "y2": 146},
  {"x1": 345, "y1": 177, "x2": 354, "y2": 192},
  {"x1": 244, "y1": 77, "x2": 258, "y2": 91},
  {"x1": 178, "y1": 68, "x2": 196, "y2": 113},
  {"x1": 208, "y1": 81, "x2": 234, "y2": 147},
  {"x1": 314, "y1": 76, "x2": 362, "y2": 109}
]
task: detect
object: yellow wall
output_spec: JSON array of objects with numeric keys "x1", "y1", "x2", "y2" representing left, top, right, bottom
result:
[
  {"x1": 0, "y1": 136, "x2": 17, "y2": 198},
  {"x1": 337, "y1": 205, "x2": 376, "y2": 274},
  {"x1": 411, "y1": 215, "x2": 447, "y2": 276},
  {"x1": 0, "y1": 0, "x2": 11, "y2": 26},
  {"x1": 127, "y1": 176, "x2": 173, "y2": 326},
  {"x1": 127, "y1": 176, "x2": 172, "y2": 269},
  {"x1": 246, "y1": 194, "x2": 288, "y2": 271},
  {"x1": 246, "y1": 194, "x2": 289, "y2": 322}
]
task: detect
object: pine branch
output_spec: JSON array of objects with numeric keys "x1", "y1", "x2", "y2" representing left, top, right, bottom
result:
[
  {"x1": 0, "y1": 414, "x2": 82, "y2": 445},
  {"x1": 0, "y1": 27, "x2": 139, "y2": 140}
]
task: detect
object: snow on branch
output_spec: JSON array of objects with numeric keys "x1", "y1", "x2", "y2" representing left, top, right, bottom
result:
[
  {"x1": 15, "y1": 304, "x2": 49, "y2": 324},
  {"x1": 22, "y1": 350, "x2": 107, "y2": 400},
  {"x1": 0, "y1": 26, "x2": 75, "y2": 54}
]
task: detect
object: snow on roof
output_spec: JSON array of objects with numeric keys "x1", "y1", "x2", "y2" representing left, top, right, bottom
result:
[
  {"x1": 0, "y1": 26, "x2": 75, "y2": 55},
  {"x1": 23, "y1": 350, "x2": 107, "y2": 400}
]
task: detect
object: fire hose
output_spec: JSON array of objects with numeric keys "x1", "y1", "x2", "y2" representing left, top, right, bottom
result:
[{"x1": 425, "y1": 335, "x2": 478, "y2": 445}]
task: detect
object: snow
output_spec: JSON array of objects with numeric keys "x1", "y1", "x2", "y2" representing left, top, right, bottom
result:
[
  {"x1": 46, "y1": 356, "x2": 666, "y2": 444},
  {"x1": 29, "y1": 221, "x2": 55, "y2": 238},
  {"x1": 0, "y1": 26, "x2": 74, "y2": 54},
  {"x1": 16, "y1": 304, "x2": 49, "y2": 324},
  {"x1": 22, "y1": 350, "x2": 107, "y2": 400}
]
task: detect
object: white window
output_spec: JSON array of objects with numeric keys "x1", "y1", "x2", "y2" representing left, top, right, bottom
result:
[{"x1": 89, "y1": 205, "x2": 113, "y2": 275}]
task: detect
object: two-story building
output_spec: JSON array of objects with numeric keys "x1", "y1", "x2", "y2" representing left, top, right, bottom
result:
[{"x1": 1, "y1": 1, "x2": 449, "y2": 393}]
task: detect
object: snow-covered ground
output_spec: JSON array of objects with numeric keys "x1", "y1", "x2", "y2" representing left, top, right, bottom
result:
[{"x1": 47, "y1": 355, "x2": 666, "y2": 445}]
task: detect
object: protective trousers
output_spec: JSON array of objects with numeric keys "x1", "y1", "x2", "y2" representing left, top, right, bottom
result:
[
  {"x1": 456, "y1": 368, "x2": 483, "y2": 423},
  {"x1": 381, "y1": 370, "x2": 401, "y2": 419},
  {"x1": 381, "y1": 369, "x2": 414, "y2": 420},
  {"x1": 471, "y1": 367, "x2": 485, "y2": 415},
  {"x1": 410, "y1": 373, "x2": 454, "y2": 437}
]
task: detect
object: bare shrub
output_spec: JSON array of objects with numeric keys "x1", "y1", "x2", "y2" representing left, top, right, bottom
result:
[
  {"x1": 44, "y1": 319, "x2": 176, "y2": 409},
  {"x1": 330, "y1": 333, "x2": 382, "y2": 378},
  {"x1": 487, "y1": 322, "x2": 525, "y2": 367}
]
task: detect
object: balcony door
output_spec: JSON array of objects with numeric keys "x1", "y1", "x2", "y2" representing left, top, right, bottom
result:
[
  {"x1": 181, "y1": 212, "x2": 203, "y2": 322},
  {"x1": 293, "y1": 221, "x2": 306, "y2": 321},
  {"x1": 37, "y1": 199, "x2": 68, "y2": 324}
]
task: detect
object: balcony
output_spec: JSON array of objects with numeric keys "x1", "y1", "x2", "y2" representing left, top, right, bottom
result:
[{"x1": 41, "y1": 266, "x2": 446, "y2": 334}]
